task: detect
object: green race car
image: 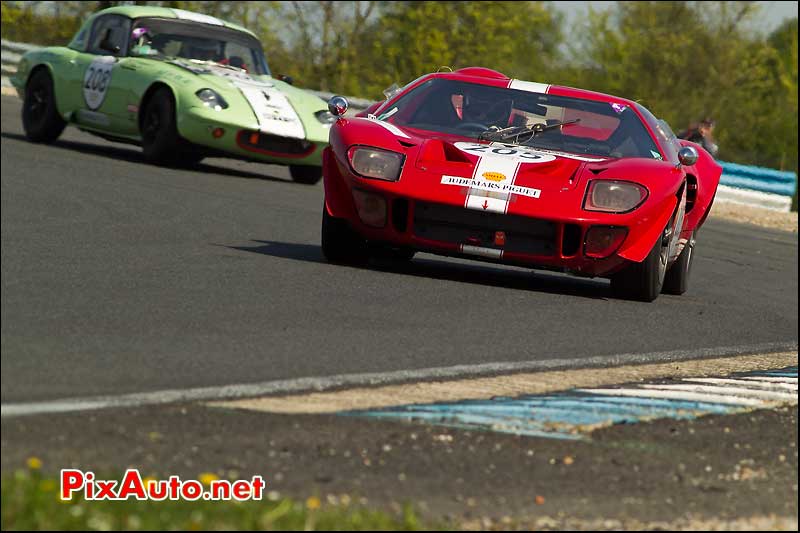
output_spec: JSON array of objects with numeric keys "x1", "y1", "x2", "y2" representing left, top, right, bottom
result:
[{"x1": 11, "y1": 5, "x2": 335, "y2": 184}]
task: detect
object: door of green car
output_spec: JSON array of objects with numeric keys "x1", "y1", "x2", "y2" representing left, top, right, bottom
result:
[{"x1": 70, "y1": 14, "x2": 140, "y2": 137}]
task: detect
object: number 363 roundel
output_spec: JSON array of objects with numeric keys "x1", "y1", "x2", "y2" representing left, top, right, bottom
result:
[{"x1": 83, "y1": 56, "x2": 115, "y2": 110}]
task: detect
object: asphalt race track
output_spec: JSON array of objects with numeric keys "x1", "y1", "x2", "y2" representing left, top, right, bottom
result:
[{"x1": 1, "y1": 95, "x2": 797, "y2": 404}]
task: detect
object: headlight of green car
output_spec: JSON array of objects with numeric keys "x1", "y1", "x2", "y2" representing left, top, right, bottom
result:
[{"x1": 195, "y1": 89, "x2": 228, "y2": 110}]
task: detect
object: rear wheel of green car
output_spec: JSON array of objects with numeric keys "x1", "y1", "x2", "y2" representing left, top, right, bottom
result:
[{"x1": 22, "y1": 69, "x2": 66, "y2": 143}]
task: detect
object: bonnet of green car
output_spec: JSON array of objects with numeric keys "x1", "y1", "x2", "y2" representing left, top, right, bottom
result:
[{"x1": 154, "y1": 58, "x2": 324, "y2": 112}]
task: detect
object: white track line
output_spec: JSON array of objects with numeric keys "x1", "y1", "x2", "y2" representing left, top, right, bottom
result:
[
  {"x1": 583, "y1": 388, "x2": 765, "y2": 406},
  {"x1": 684, "y1": 377, "x2": 798, "y2": 392},
  {"x1": 1, "y1": 341, "x2": 796, "y2": 418},
  {"x1": 640, "y1": 384, "x2": 796, "y2": 402},
  {"x1": 740, "y1": 376, "x2": 798, "y2": 384}
]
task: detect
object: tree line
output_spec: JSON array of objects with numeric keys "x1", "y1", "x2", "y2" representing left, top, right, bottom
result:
[{"x1": 2, "y1": 1, "x2": 797, "y2": 177}]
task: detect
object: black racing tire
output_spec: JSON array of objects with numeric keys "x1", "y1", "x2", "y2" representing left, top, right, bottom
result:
[
  {"x1": 141, "y1": 87, "x2": 182, "y2": 165},
  {"x1": 321, "y1": 207, "x2": 368, "y2": 264},
  {"x1": 182, "y1": 151, "x2": 205, "y2": 167},
  {"x1": 22, "y1": 69, "x2": 67, "y2": 143},
  {"x1": 370, "y1": 246, "x2": 416, "y2": 263},
  {"x1": 290, "y1": 165, "x2": 323, "y2": 185},
  {"x1": 662, "y1": 232, "x2": 695, "y2": 295},
  {"x1": 610, "y1": 225, "x2": 670, "y2": 302}
]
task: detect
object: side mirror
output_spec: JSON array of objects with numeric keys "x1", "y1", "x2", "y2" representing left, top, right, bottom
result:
[
  {"x1": 328, "y1": 96, "x2": 349, "y2": 118},
  {"x1": 678, "y1": 146, "x2": 699, "y2": 166},
  {"x1": 278, "y1": 74, "x2": 294, "y2": 85}
]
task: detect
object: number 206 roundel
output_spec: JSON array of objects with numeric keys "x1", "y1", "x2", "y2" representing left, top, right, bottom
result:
[{"x1": 83, "y1": 57, "x2": 115, "y2": 110}]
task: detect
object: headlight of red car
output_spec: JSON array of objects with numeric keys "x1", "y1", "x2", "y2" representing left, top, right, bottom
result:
[
  {"x1": 348, "y1": 146, "x2": 405, "y2": 181},
  {"x1": 583, "y1": 180, "x2": 648, "y2": 213}
]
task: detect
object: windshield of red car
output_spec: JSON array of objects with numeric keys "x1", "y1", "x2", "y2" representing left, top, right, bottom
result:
[
  {"x1": 378, "y1": 78, "x2": 662, "y2": 160},
  {"x1": 129, "y1": 17, "x2": 270, "y2": 76}
]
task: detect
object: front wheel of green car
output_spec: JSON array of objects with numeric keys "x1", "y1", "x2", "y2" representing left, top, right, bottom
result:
[
  {"x1": 290, "y1": 165, "x2": 323, "y2": 185},
  {"x1": 141, "y1": 87, "x2": 182, "y2": 165},
  {"x1": 22, "y1": 69, "x2": 66, "y2": 143}
]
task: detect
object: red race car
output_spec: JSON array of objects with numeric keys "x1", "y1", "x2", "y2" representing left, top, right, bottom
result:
[{"x1": 321, "y1": 68, "x2": 722, "y2": 301}]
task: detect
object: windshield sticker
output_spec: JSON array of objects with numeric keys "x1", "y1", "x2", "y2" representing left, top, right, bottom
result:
[
  {"x1": 650, "y1": 150, "x2": 663, "y2": 160},
  {"x1": 376, "y1": 107, "x2": 398, "y2": 121},
  {"x1": 83, "y1": 56, "x2": 115, "y2": 111},
  {"x1": 610, "y1": 102, "x2": 627, "y2": 114}
]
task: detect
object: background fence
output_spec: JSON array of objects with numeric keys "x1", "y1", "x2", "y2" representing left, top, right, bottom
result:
[{"x1": 2, "y1": 39, "x2": 796, "y2": 211}]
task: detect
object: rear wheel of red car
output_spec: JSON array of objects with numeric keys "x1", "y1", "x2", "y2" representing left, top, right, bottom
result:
[
  {"x1": 141, "y1": 87, "x2": 182, "y2": 165},
  {"x1": 22, "y1": 69, "x2": 66, "y2": 143},
  {"x1": 610, "y1": 225, "x2": 670, "y2": 302},
  {"x1": 662, "y1": 232, "x2": 695, "y2": 295},
  {"x1": 290, "y1": 165, "x2": 323, "y2": 185},
  {"x1": 321, "y1": 207, "x2": 368, "y2": 264}
]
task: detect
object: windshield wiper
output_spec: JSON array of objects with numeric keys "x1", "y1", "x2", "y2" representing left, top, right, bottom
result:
[
  {"x1": 478, "y1": 119, "x2": 581, "y2": 143},
  {"x1": 477, "y1": 125, "x2": 530, "y2": 142},
  {"x1": 530, "y1": 118, "x2": 581, "y2": 136}
]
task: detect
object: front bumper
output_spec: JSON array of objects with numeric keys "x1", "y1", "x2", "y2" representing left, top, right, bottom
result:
[
  {"x1": 324, "y1": 150, "x2": 676, "y2": 278},
  {"x1": 177, "y1": 106, "x2": 327, "y2": 166}
]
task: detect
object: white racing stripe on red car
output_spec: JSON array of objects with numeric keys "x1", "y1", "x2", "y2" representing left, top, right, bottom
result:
[
  {"x1": 508, "y1": 79, "x2": 551, "y2": 94},
  {"x1": 464, "y1": 155, "x2": 521, "y2": 214},
  {"x1": 367, "y1": 117, "x2": 411, "y2": 139}
]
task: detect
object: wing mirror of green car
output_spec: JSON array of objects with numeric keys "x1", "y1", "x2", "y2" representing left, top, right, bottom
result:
[{"x1": 278, "y1": 74, "x2": 294, "y2": 85}]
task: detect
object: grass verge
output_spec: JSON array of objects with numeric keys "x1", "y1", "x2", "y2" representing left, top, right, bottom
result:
[{"x1": 1, "y1": 468, "x2": 434, "y2": 531}]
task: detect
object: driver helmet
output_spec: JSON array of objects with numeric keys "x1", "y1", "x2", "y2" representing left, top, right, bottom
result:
[
  {"x1": 188, "y1": 40, "x2": 221, "y2": 62},
  {"x1": 461, "y1": 88, "x2": 510, "y2": 125},
  {"x1": 129, "y1": 27, "x2": 155, "y2": 55}
]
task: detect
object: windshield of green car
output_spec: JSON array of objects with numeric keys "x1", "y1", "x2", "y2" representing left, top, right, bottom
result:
[
  {"x1": 378, "y1": 78, "x2": 662, "y2": 160},
  {"x1": 129, "y1": 17, "x2": 270, "y2": 76}
]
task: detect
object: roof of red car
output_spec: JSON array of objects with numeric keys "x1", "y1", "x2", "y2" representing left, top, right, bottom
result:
[{"x1": 431, "y1": 67, "x2": 638, "y2": 108}]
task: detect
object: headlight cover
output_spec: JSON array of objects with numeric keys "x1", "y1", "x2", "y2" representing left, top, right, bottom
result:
[
  {"x1": 584, "y1": 180, "x2": 648, "y2": 213},
  {"x1": 348, "y1": 146, "x2": 405, "y2": 181},
  {"x1": 195, "y1": 89, "x2": 228, "y2": 110},
  {"x1": 314, "y1": 110, "x2": 337, "y2": 125}
]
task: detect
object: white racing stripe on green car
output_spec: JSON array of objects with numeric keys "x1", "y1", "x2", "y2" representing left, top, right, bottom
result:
[{"x1": 234, "y1": 80, "x2": 306, "y2": 139}]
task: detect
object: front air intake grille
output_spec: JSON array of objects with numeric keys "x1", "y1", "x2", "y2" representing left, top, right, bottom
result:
[
  {"x1": 413, "y1": 202, "x2": 556, "y2": 256},
  {"x1": 237, "y1": 131, "x2": 315, "y2": 156},
  {"x1": 562, "y1": 224, "x2": 582, "y2": 256},
  {"x1": 392, "y1": 198, "x2": 409, "y2": 233}
]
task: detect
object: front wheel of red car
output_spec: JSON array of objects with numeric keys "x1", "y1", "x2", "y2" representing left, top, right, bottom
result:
[
  {"x1": 290, "y1": 165, "x2": 323, "y2": 185},
  {"x1": 321, "y1": 207, "x2": 368, "y2": 264},
  {"x1": 662, "y1": 232, "x2": 695, "y2": 295},
  {"x1": 610, "y1": 226, "x2": 670, "y2": 302},
  {"x1": 22, "y1": 69, "x2": 66, "y2": 143}
]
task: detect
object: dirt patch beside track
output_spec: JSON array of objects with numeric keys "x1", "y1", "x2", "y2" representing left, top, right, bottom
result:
[{"x1": 710, "y1": 201, "x2": 798, "y2": 232}]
